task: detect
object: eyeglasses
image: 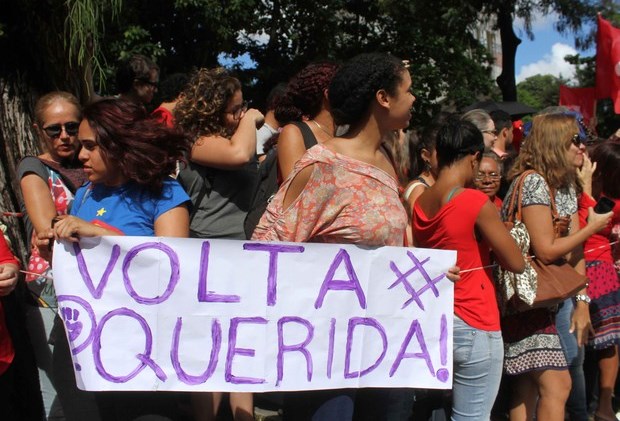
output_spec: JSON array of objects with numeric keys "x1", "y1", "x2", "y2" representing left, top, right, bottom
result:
[
  {"x1": 481, "y1": 129, "x2": 499, "y2": 137},
  {"x1": 42, "y1": 122, "x2": 80, "y2": 138},
  {"x1": 227, "y1": 101, "x2": 248, "y2": 120},
  {"x1": 475, "y1": 172, "x2": 501, "y2": 182},
  {"x1": 570, "y1": 133, "x2": 584, "y2": 147}
]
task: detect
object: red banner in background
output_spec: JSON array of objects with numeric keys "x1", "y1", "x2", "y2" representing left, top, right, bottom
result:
[
  {"x1": 595, "y1": 15, "x2": 620, "y2": 114},
  {"x1": 559, "y1": 85, "x2": 597, "y2": 128}
]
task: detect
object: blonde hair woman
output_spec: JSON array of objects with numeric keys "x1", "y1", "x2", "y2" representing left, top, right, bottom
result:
[{"x1": 501, "y1": 113, "x2": 612, "y2": 421}]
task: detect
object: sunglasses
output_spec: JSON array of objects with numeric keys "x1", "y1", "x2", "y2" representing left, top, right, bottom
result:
[
  {"x1": 42, "y1": 122, "x2": 80, "y2": 138},
  {"x1": 570, "y1": 134, "x2": 585, "y2": 147}
]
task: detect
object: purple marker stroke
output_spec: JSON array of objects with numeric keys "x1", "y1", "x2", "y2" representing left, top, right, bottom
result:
[
  {"x1": 225, "y1": 317, "x2": 267, "y2": 384},
  {"x1": 344, "y1": 317, "x2": 387, "y2": 379},
  {"x1": 122, "y1": 242, "x2": 180, "y2": 305},
  {"x1": 198, "y1": 241, "x2": 240, "y2": 303},
  {"x1": 389, "y1": 319, "x2": 435, "y2": 378},
  {"x1": 243, "y1": 243, "x2": 305, "y2": 306},
  {"x1": 73, "y1": 243, "x2": 120, "y2": 299},
  {"x1": 171, "y1": 317, "x2": 222, "y2": 385},
  {"x1": 276, "y1": 316, "x2": 314, "y2": 386},
  {"x1": 314, "y1": 249, "x2": 366, "y2": 310},
  {"x1": 93, "y1": 307, "x2": 167, "y2": 383}
]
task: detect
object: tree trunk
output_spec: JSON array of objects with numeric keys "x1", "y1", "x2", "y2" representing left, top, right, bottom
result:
[
  {"x1": 496, "y1": 6, "x2": 521, "y2": 102},
  {"x1": 0, "y1": 74, "x2": 41, "y2": 262}
]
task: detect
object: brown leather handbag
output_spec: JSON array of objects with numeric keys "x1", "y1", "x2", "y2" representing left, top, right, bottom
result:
[{"x1": 496, "y1": 170, "x2": 587, "y2": 312}]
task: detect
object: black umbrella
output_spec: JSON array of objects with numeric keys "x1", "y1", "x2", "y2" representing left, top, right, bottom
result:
[{"x1": 463, "y1": 100, "x2": 537, "y2": 119}]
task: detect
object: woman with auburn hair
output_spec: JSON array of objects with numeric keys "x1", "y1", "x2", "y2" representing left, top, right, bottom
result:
[
  {"x1": 174, "y1": 67, "x2": 263, "y2": 421},
  {"x1": 18, "y1": 91, "x2": 91, "y2": 420},
  {"x1": 37, "y1": 97, "x2": 191, "y2": 420},
  {"x1": 577, "y1": 141, "x2": 620, "y2": 421},
  {"x1": 501, "y1": 113, "x2": 612, "y2": 421},
  {"x1": 274, "y1": 62, "x2": 339, "y2": 180}
]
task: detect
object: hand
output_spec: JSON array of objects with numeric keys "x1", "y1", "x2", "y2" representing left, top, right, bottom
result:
[
  {"x1": 445, "y1": 266, "x2": 461, "y2": 282},
  {"x1": 576, "y1": 154, "x2": 595, "y2": 185},
  {"x1": 243, "y1": 108, "x2": 265, "y2": 128},
  {"x1": 570, "y1": 300, "x2": 594, "y2": 346},
  {"x1": 0, "y1": 264, "x2": 19, "y2": 296},
  {"x1": 35, "y1": 228, "x2": 55, "y2": 260},
  {"x1": 586, "y1": 207, "x2": 613, "y2": 233},
  {"x1": 52, "y1": 215, "x2": 99, "y2": 241}
]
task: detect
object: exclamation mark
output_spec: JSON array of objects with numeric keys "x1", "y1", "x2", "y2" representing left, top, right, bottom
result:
[{"x1": 436, "y1": 314, "x2": 449, "y2": 383}]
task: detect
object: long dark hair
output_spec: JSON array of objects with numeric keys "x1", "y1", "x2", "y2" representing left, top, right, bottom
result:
[{"x1": 82, "y1": 98, "x2": 191, "y2": 195}]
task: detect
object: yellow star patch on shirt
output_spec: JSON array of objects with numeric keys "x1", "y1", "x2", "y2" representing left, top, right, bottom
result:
[{"x1": 96, "y1": 208, "x2": 107, "y2": 216}]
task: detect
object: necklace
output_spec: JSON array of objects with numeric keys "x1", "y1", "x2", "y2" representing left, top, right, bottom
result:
[{"x1": 311, "y1": 119, "x2": 333, "y2": 137}]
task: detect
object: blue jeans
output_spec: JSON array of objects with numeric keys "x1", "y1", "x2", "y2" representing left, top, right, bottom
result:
[
  {"x1": 556, "y1": 298, "x2": 588, "y2": 421},
  {"x1": 452, "y1": 315, "x2": 503, "y2": 421}
]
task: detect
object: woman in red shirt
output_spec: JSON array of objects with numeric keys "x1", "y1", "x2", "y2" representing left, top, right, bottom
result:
[
  {"x1": 412, "y1": 118, "x2": 524, "y2": 420},
  {"x1": 578, "y1": 141, "x2": 620, "y2": 421}
]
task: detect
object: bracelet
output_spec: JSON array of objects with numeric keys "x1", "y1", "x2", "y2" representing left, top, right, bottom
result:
[{"x1": 575, "y1": 294, "x2": 591, "y2": 304}]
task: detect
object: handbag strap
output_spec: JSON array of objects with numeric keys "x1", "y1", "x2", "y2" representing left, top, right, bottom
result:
[{"x1": 506, "y1": 169, "x2": 536, "y2": 223}]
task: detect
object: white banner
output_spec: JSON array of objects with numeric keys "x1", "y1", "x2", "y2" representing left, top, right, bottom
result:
[{"x1": 52, "y1": 237, "x2": 455, "y2": 392}]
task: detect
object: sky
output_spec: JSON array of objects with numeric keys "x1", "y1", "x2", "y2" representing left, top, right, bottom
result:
[{"x1": 514, "y1": 13, "x2": 596, "y2": 83}]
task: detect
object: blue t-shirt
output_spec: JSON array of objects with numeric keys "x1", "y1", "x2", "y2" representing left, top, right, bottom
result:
[{"x1": 70, "y1": 179, "x2": 190, "y2": 236}]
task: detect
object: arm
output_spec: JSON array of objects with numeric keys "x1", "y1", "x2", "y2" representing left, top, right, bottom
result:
[
  {"x1": 0, "y1": 234, "x2": 19, "y2": 296},
  {"x1": 154, "y1": 205, "x2": 189, "y2": 237},
  {"x1": 567, "y1": 212, "x2": 593, "y2": 345},
  {"x1": 524, "y1": 204, "x2": 612, "y2": 264},
  {"x1": 406, "y1": 185, "x2": 427, "y2": 218},
  {"x1": 277, "y1": 124, "x2": 310, "y2": 181},
  {"x1": 476, "y1": 201, "x2": 525, "y2": 273},
  {"x1": 20, "y1": 174, "x2": 58, "y2": 234},
  {"x1": 190, "y1": 108, "x2": 264, "y2": 169}
]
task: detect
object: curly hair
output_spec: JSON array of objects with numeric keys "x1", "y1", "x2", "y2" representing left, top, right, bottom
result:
[
  {"x1": 34, "y1": 91, "x2": 81, "y2": 126},
  {"x1": 328, "y1": 53, "x2": 406, "y2": 127},
  {"x1": 508, "y1": 113, "x2": 579, "y2": 189},
  {"x1": 82, "y1": 98, "x2": 191, "y2": 195},
  {"x1": 173, "y1": 68, "x2": 242, "y2": 139},
  {"x1": 274, "y1": 62, "x2": 339, "y2": 124},
  {"x1": 436, "y1": 116, "x2": 484, "y2": 170},
  {"x1": 591, "y1": 141, "x2": 620, "y2": 199}
]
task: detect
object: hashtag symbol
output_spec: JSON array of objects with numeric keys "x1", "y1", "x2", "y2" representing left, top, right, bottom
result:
[{"x1": 388, "y1": 251, "x2": 445, "y2": 310}]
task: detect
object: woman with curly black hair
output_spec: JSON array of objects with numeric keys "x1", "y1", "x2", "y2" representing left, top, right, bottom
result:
[
  {"x1": 253, "y1": 52, "x2": 418, "y2": 420},
  {"x1": 274, "y1": 62, "x2": 339, "y2": 179}
]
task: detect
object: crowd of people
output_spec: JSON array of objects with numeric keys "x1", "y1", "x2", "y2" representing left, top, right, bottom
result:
[{"x1": 0, "y1": 52, "x2": 619, "y2": 421}]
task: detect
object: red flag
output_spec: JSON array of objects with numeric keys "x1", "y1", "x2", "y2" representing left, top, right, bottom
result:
[
  {"x1": 595, "y1": 15, "x2": 620, "y2": 113},
  {"x1": 559, "y1": 85, "x2": 597, "y2": 127}
]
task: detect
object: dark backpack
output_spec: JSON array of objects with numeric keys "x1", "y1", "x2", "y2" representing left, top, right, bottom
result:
[{"x1": 244, "y1": 121, "x2": 317, "y2": 239}]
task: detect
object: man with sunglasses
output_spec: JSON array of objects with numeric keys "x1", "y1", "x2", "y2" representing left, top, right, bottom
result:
[{"x1": 115, "y1": 54, "x2": 160, "y2": 107}]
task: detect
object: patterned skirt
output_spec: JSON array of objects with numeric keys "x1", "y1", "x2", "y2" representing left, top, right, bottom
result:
[
  {"x1": 501, "y1": 307, "x2": 567, "y2": 375},
  {"x1": 587, "y1": 260, "x2": 620, "y2": 349}
]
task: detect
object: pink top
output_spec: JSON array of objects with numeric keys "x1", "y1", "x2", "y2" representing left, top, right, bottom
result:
[
  {"x1": 413, "y1": 189, "x2": 499, "y2": 331},
  {"x1": 252, "y1": 144, "x2": 407, "y2": 246}
]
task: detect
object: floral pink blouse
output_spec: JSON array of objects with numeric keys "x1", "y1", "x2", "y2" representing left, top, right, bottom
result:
[{"x1": 252, "y1": 144, "x2": 407, "y2": 246}]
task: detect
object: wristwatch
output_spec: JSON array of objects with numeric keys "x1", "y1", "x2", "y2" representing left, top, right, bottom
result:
[{"x1": 574, "y1": 294, "x2": 591, "y2": 304}]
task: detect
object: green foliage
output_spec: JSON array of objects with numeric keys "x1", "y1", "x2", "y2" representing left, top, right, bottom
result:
[{"x1": 517, "y1": 74, "x2": 569, "y2": 110}]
